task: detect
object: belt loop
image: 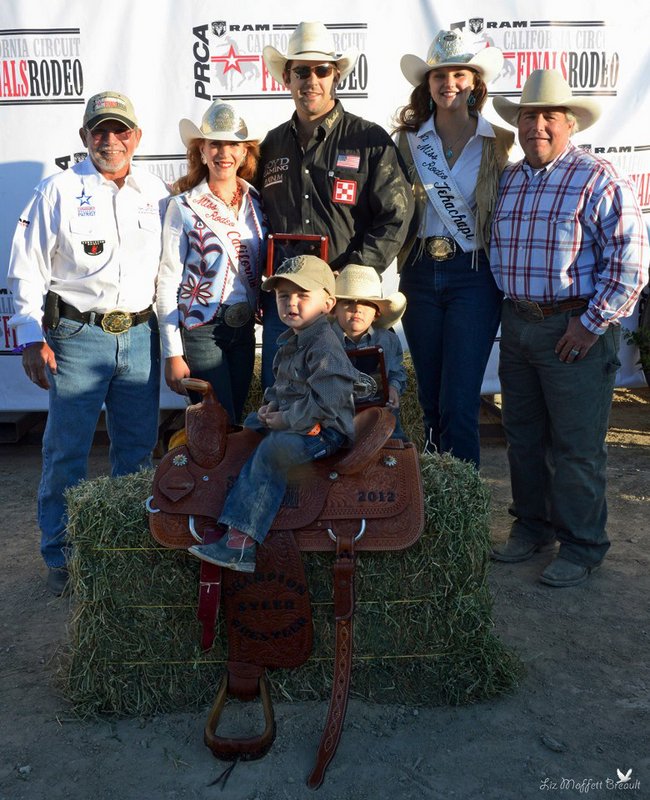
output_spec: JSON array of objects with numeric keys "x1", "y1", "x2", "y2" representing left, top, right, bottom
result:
[{"x1": 88, "y1": 311, "x2": 96, "y2": 326}]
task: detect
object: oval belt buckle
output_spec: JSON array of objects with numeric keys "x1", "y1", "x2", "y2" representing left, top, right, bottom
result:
[
  {"x1": 101, "y1": 309, "x2": 133, "y2": 334},
  {"x1": 430, "y1": 236, "x2": 456, "y2": 261},
  {"x1": 223, "y1": 302, "x2": 252, "y2": 328}
]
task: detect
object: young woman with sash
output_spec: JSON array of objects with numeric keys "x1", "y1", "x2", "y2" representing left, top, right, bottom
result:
[
  {"x1": 157, "y1": 100, "x2": 266, "y2": 423},
  {"x1": 394, "y1": 30, "x2": 514, "y2": 468}
]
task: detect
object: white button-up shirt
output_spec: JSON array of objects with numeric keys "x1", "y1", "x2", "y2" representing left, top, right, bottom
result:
[{"x1": 8, "y1": 157, "x2": 169, "y2": 345}]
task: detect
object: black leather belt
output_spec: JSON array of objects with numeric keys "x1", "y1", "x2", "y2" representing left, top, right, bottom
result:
[
  {"x1": 59, "y1": 301, "x2": 154, "y2": 333},
  {"x1": 420, "y1": 236, "x2": 457, "y2": 261},
  {"x1": 511, "y1": 298, "x2": 589, "y2": 321}
]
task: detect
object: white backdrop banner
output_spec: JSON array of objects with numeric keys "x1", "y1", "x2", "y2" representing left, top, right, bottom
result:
[{"x1": 1, "y1": 0, "x2": 648, "y2": 410}]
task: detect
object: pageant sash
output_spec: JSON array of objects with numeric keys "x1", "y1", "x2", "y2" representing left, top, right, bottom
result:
[
  {"x1": 407, "y1": 129, "x2": 477, "y2": 252},
  {"x1": 185, "y1": 188, "x2": 263, "y2": 302}
]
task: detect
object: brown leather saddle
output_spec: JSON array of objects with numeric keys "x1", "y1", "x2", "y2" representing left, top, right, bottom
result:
[{"x1": 148, "y1": 379, "x2": 424, "y2": 788}]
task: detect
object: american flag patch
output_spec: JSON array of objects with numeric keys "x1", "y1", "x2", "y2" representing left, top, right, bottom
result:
[{"x1": 336, "y1": 152, "x2": 360, "y2": 170}]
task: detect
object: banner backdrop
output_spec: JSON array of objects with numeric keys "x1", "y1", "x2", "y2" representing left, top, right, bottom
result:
[{"x1": 1, "y1": 0, "x2": 648, "y2": 410}]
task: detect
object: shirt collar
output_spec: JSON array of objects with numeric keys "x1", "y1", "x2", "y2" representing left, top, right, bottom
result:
[
  {"x1": 522, "y1": 141, "x2": 574, "y2": 178},
  {"x1": 290, "y1": 100, "x2": 344, "y2": 141},
  {"x1": 277, "y1": 312, "x2": 332, "y2": 347},
  {"x1": 344, "y1": 328, "x2": 373, "y2": 346},
  {"x1": 418, "y1": 111, "x2": 492, "y2": 140},
  {"x1": 81, "y1": 155, "x2": 139, "y2": 190}
]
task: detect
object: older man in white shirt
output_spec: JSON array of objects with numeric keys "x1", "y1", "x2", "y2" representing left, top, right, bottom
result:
[{"x1": 8, "y1": 90, "x2": 169, "y2": 595}]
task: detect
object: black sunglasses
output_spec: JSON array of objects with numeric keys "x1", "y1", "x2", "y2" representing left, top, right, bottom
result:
[{"x1": 291, "y1": 64, "x2": 335, "y2": 80}]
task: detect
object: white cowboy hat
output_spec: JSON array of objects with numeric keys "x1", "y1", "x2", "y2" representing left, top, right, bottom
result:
[
  {"x1": 179, "y1": 99, "x2": 263, "y2": 148},
  {"x1": 492, "y1": 69, "x2": 601, "y2": 131},
  {"x1": 334, "y1": 265, "x2": 407, "y2": 329},
  {"x1": 263, "y1": 21, "x2": 358, "y2": 85},
  {"x1": 401, "y1": 29, "x2": 503, "y2": 86}
]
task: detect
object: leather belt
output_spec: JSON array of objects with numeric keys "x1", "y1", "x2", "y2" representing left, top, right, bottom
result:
[
  {"x1": 59, "y1": 301, "x2": 153, "y2": 333},
  {"x1": 511, "y1": 298, "x2": 589, "y2": 322},
  {"x1": 421, "y1": 235, "x2": 457, "y2": 261}
]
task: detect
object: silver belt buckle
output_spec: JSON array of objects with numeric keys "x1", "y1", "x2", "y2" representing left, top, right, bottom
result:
[
  {"x1": 101, "y1": 309, "x2": 133, "y2": 334},
  {"x1": 425, "y1": 236, "x2": 456, "y2": 261},
  {"x1": 223, "y1": 302, "x2": 252, "y2": 328},
  {"x1": 513, "y1": 300, "x2": 544, "y2": 322}
]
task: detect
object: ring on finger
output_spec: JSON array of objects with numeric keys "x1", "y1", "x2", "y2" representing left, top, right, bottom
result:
[{"x1": 569, "y1": 348, "x2": 581, "y2": 357}]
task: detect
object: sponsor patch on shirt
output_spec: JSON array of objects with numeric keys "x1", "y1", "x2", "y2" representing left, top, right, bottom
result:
[
  {"x1": 82, "y1": 240, "x2": 105, "y2": 255},
  {"x1": 336, "y1": 152, "x2": 360, "y2": 170},
  {"x1": 332, "y1": 178, "x2": 357, "y2": 205},
  {"x1": 76, "y1": 189, "x2": 93, "y2": 207},
  {"x1": 18, "y1": 217, "x2": 30, "y2": 227}
]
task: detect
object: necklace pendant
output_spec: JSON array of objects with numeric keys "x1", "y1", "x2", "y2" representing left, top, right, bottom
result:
[{"x1": 445, "y1": 148, "x2": 453, "y2": 159}]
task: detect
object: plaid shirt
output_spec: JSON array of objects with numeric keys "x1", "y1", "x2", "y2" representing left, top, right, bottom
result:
[{"x1": 490, "y1": 142, "x2": 648, "y2": 334}]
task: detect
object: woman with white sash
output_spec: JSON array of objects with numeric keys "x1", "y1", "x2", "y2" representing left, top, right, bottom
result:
[
  {"x1": 394, "y1": 30, "x2": 513, "y2": 468},
  {"x1": 157, "y1": 100, "x2": 266, "y2": 423}
]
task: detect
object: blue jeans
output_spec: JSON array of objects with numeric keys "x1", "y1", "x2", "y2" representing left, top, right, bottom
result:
[
  {"x1": 499, "y1": 300, "x2": 620, "y2": 567},
  {"x1": 181, "y1": 317, "x2": 255, "y2": 424},
  {"x1": 260, "y1": 291, "x2": 287, "y2": 391},
  {"x1": 218, "y1": 412, "x2": 346, "y2": 543},
  {"x1": 399, "y1": 247, "x2": 502, "y2": 467},
  {"x1": 40, "y1": 316, "x2": 160, "y2": 567}
]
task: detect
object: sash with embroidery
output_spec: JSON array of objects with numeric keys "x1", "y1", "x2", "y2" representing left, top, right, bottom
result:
[
  {"x1": 185, "y1": 192, "x2": 264, "y2": 300},
  {"x1": 407, "y1": 129, "x2": 477, "y2": 252}
]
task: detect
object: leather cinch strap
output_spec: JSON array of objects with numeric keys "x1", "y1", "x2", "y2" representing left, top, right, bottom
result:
[
  {"x1": 196, "y1": 525, "x2": 225, "y2": 651},
  {"x1": 307, "y1": 529, "x2": 357, "y2": 789}
]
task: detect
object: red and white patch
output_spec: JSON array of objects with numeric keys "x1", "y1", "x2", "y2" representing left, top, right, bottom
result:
[{"x1": 332, "y1": 178, "x2": 357, "y2": 205}]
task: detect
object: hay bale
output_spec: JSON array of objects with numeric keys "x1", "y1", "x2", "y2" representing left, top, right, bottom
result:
[{"x1": 61, "y1": 448, "x2": 522, "y2": 718}]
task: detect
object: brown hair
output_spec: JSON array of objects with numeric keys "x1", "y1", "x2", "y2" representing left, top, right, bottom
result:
[
  {"x1": 393, "y1": 70, "x2": 488, "y2": 134},
  {"x1": 172, "y1": 139, "x2": 261, "y2": 195}
]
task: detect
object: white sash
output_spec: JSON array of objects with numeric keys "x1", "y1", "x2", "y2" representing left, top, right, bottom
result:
[
  {"x1": 185, "y1": 189, "x2": 262, "y2": 300},
  {"x1": 407, "y1": 129, "x2": 477, "y2": 252}
]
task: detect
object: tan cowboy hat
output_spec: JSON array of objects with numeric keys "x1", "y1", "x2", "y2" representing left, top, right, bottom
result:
[
  {"x1": 493, "y1": 69, "x2": 601, "y2": 131},
  {"x1": 179, "y1": 99, "x2": 263, "y2": 147},
  {"x1": 401, "y1": 29, "x2": 504, "y2": 86},
  {"x1": 263, "y1": 21, "x2": 358, "y2": 84},
  {"x1": 334, "y1": 265, "x2": 407, "y2": 329}
]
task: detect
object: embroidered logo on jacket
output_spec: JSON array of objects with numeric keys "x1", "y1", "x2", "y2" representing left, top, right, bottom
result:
[
  {"x1": 82, "y1": 240, "x2": 105, "y2": 255},
  {"x1": 332, "y1": 178, "x2": 357, "y2": 205}
]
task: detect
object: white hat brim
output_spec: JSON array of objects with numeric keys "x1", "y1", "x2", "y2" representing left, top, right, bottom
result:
[
  {"x1": 179, "y1": 118, "x2": 263, "y2": 149},
  {"x1": 334, "y1": 292, "x2": 407, "y2": 329},
  {"x1": 400, "y1": 46, "x2": 504, "y2": 87},
  {"x1": 263, "y1": 45, "x2": 358, "y2": 86},
  {"x1": 492, "y1": 96, "x2": 601, "y2": 131}
]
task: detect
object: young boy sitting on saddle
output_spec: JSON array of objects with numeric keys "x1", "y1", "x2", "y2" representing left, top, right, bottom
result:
[
  {"x1": 331, "y1": 264, "x2": 408, "y2": 441},
  {"x1": 189, "y1": 255, "x2": 360, "y2": 572}
]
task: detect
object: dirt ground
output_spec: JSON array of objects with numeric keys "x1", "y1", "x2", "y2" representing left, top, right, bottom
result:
[{"x1": 1, "y1": 387, "x2": 648, "y2": 800}]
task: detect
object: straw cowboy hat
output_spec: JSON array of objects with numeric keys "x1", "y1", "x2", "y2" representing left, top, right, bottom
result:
[
  {"x1": 334, "y1": 265, "x2": 407, "y2": 329},
  {"x1": 401, "y1": 29, "x2": 504, "y2": 86},
  {"x1": 263, "y1": 21, "x2": 359, "y2": 85},
  {"x1": 493, "y1": 69, "x2": 601, "y2": 131},
  {"x1": 179, "y1": 99, "x2": 263, "y2": 147}
]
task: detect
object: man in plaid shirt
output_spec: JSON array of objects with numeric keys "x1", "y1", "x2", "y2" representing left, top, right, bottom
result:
[{"x1": 489, "y1": 70, "x2": 648, "y2": 587}]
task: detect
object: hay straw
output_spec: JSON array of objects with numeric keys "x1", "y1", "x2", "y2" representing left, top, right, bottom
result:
[{"x1": 59, "y1": 355, "x2": 522, "y2": 717}]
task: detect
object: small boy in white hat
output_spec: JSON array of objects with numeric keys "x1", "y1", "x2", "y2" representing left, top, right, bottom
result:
[
  {"x1": 332, "y1": 265, "x2": 408, "y2": 440},
  {"x1": 188, "y1": 255, "x2": 359, "y2": 572}
]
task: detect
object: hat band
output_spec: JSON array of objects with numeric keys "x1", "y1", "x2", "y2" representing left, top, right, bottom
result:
[
  {"x1": 292, "y1": 48, "x2": 339, "y2": 59},
  {"x1": 428, "y1": 52, "x2": 474, "y2": 67}
]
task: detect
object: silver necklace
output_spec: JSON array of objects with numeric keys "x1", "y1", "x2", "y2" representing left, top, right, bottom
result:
[{"x1": 442, "y1": 119, "x2": 472, "y2": 159}]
